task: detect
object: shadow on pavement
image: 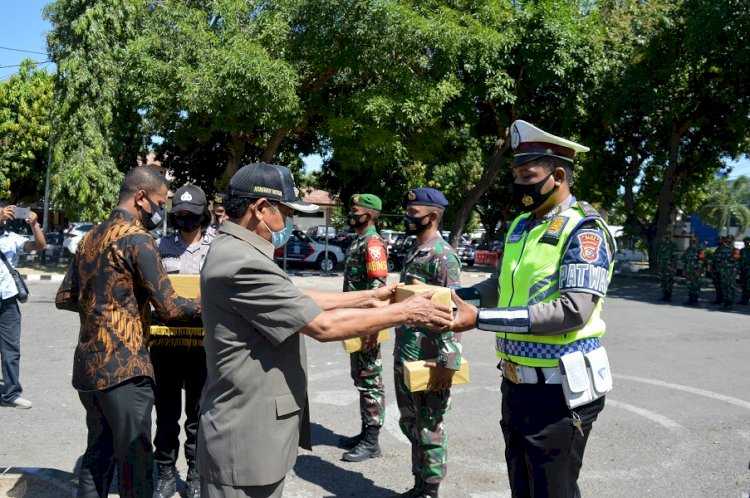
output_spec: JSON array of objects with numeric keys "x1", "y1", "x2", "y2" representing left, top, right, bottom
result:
[
  {"x1": 608, "y1": 275, "x2": 750, "y2": 315},
  {"x1": 293, "y1": 453, "x2": 396, "y2": 498}
]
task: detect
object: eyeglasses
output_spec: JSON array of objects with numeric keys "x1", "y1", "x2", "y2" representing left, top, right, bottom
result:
[{"x1": 267, "y1": 201, "x2": 293, "y2": 220}]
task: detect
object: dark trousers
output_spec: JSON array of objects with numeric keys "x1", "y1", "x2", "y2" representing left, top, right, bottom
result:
[
  {"x1": 500, "y1": 380, "x2": 605, "y2": 498},
  {"x1": 151, "y1": 345, "x2": 207, "y2": 467},
  {"x1": 0, "y1": 296, "x2": 22, "y2": 403},
  {"x1": 77, "y1": 376, "x2": 155, "y2": 498}
]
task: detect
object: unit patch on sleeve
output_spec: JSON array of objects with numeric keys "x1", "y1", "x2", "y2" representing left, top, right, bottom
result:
[
  {"x1": 365, "y1": 238, "x2": 388, "y2": 278},
  {"x1": 559, "y1": 226, "x2": 612, "y2": 297}
]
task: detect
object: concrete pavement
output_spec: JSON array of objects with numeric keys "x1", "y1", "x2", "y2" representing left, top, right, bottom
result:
[{"x1": 1, "y1": 274, "x2": 749, "y2": 497}]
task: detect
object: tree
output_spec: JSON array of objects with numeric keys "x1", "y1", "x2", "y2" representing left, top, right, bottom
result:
[
  {"x1": 45, "y1": 0, "x2": 148, "y2": 220},
  {"x1": 0, "y1": 59, "x2": 54, "y2": 203},
  {"x1": 698, "y1": 176, "x2": 750, "y2": 236}
]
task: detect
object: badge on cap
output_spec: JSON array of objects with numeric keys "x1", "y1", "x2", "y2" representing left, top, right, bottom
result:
[
  {"x1": 408, "y1": 191, "x2": 416, "y2": 201},
  {"x1": 353, "y1": 195, "x2": 360, "y2": 204},
  {"x1": 180, "y1": 192, "x2": 193, "y2": 202},
  {"x1": 214, "y1": 196, "x2": 223, "y2": 204}
]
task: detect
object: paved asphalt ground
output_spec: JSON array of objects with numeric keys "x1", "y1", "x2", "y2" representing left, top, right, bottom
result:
[{"x1": 1, "y1": 269, "x2": 749, "y2": 497}]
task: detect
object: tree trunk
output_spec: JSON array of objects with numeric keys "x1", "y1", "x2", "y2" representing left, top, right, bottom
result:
[
  {"x1": 260, "y1": 126, "x2": 293, "y2": 163},
  {"x1": 649, "y1": 128, "x2": 682, "y2": 270},
  {"x1": 448, "y1": 138, "x2": 510, "y2": 247},
  {"x1": 224, "y1": 130, "x2": 246, "y2": 179}
]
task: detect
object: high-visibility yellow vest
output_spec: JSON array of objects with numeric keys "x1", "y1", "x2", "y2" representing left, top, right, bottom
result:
[{"x1": 496, "y1": 203, "x2": 614, "y2": 367}]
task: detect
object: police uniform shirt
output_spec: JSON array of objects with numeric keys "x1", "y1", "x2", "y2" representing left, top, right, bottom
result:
[
  {"x1": 0, "y1": 229, "x2": 27, "y2": 299},
  {"x1": 157, "y1": 231, "x2": 214, "y2": 275},
  {"x1": 472, "y1": 195, "x2": 613, "y2": 335}
]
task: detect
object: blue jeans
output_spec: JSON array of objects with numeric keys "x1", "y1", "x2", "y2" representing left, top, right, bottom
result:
[{"x1": 0, "y1": 296, "x2": 22, "y2": 403}]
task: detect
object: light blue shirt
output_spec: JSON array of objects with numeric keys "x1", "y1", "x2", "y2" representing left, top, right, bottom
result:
[{"x1": 0, "y1": 229, "x2": 28, "y2": 299}]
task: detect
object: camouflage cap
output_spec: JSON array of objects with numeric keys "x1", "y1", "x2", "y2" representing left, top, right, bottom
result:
[{"x1": 350, "y1": 193, "x2": 382, "y2": 211}]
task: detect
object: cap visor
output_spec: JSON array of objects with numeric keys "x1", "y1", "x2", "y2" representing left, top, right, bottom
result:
[
  {"x1": 281, "y1": 200, "x2": 320, "y2": 213},
  {"x1": 171, "y1": 203, "x2": 204, "y2": 215}
]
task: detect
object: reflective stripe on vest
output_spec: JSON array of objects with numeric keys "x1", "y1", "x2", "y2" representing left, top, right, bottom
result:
[{"x1": 495, "y1": 204, "x2": 614, "y2": 368}]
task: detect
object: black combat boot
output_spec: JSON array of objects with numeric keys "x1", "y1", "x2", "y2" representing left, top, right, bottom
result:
[
  {"x1": 723, "y1": 300, "x2": 733, "y2": 311},
  {"x1": 339, "y1": 423, "x2": 366, "y2": 449},
  {"x1": 664, "y1": 291, "x2": 672, "y2": 302},
  {"x1": 684, "y1": 294, "x2": 698, "y2": 306},
  {"x1": 419, "y1": 482, "x2": 440, "y2": 498},
  {"x1": 154, "y1": 464, "x2": 177, "y2": 498},
  {"x1": 394, "y1": 475, "x2": 423, "y2": 497},
  {"x1": 186, "y1": 463, "x2": 201, "y2": 498},
  {"x1": 342, "y1": 425, "x2": 381, "y2": 462}
]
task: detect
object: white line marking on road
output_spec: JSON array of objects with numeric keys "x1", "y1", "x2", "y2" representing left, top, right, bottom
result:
[
  {"x1": 385, "y1": 402, "x2": 409, "y2": 445},
  {"x1": 614, "y1": 374, "x2": 750, "y2": 411},
  {"x1": 307, "y1": 368, "x2": 349, "y2": 382},
  {"x1": 310, "y1": 390, "x2": 356, "y2": 406},
  {"x1": 605, "y1": 399, "x2": 682, "y2": 430}
]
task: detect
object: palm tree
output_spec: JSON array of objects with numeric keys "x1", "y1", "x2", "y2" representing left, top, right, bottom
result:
[{"x1": 698, "y1": 176, "x2": 750, "y2": 236}]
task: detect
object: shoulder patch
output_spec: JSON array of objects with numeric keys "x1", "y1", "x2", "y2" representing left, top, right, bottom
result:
[
  {"x1": 539, "y1": 216, "x2": 570, "y2": 246},
  {"x1": 577, "y1": 201, "x2": 601, "y2": 218},
  {"x1": 577, "y1": 231, "x2": 603, "y2": 263}
]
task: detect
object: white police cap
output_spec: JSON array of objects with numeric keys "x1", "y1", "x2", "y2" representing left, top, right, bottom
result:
[{"x1": 510, "y1": 120, "x2": 589, "y2": 167}]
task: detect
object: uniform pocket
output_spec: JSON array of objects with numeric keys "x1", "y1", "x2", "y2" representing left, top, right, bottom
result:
[
  {"x1": 162, "y1": 257, "x2": 182, "y2": 274},
  {"x1": 275, "y1": 392, "x2": 301, "y2": 418}
]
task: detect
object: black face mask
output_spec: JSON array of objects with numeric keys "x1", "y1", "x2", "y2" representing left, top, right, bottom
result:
[
  {"x1": 139, "y1": 195, "x2": 164, "y2": 231},
  {"x1": 347, "y1": 213, "x2": 368, "y2": 229},
  {"x1": 174, "y1": 214, "x2": 203, "y2": 233},
  {"x1": 512, "y1": 172, "x2": 557, "y2": 212},
  {"x1": 403, "y1": 214, "x2": 431, "y2": 235}
]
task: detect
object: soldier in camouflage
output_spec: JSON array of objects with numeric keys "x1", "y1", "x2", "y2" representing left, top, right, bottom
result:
[
  {"x1": 682, "y1": 236, "x2": 705, "y2": 306},
  {"x1": 710, "y1": 237, "x2": 724, "y2": 305},
  {"x1": 738, "y1": 236, "x2": 750, "y2": 305},
  {"x1": 394, "y1": 187, "x2": 461, "y2": 498},
  {"x1": 713, "y1": 236, "x2": 738, "y2": 310},
  {"x1": 657, "y1": 232, "x2": 677, "y2": 302},
  {"x1": 340, "y1": 193, "x2": 389, "y2": 463}
]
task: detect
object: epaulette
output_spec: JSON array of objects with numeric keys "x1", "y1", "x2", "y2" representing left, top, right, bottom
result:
[{"x1": 577, "y1": 201, "x2": 601, "y2": 218}]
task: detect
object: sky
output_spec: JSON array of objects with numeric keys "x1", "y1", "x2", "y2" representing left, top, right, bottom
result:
[{"x1": 1, "y1": 1, "x2": 748, "y2": 177}]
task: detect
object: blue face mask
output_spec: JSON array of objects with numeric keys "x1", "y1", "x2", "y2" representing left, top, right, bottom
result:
[{"x1": 263, "y1": 204, "x2": 294, "y2": 248}]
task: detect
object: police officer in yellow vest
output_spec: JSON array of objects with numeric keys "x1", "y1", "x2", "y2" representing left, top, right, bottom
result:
[{"x1": 451, "y1": 120, "x2": 616, "y2": 498}]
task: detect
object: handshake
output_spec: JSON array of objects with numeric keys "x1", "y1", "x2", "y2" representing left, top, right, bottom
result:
[{"x1": 371, "y1": 283, "x2": 479, "y2": 333}]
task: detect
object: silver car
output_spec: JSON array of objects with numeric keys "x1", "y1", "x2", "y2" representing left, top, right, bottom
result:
[{"x1": 63, "y1": 222, "x2": 94, "y2": 255}]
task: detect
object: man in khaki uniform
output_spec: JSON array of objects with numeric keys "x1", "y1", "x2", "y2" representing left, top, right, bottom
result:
[{"x1": 197, "y1": 163, "x2": 453, "y2": 498}]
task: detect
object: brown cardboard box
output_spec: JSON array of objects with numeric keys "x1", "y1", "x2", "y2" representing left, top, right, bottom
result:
[
  {"x1": 403, "y1": 358, "x2": 470, "y2": 392},
  {"x1": 342, "y1": 329, "x2": 391, "y2": 354},
  {"x1": 168, "y1": 274, "x2": 200, "y2": 299},
  {"x1": 394, "y1": 284, "x2": 452, "y2": 308}
]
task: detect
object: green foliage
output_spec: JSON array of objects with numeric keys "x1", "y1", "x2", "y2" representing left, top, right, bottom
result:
[
  {"x1": 45, "y1": 0, "x2": 148, "y2": 220},
  {"x1": 698, "y1": 176, "x2": 750, "y2": 235},
  {"x1": 0, "y1": 59, "x2": 54, "y2": 202}
]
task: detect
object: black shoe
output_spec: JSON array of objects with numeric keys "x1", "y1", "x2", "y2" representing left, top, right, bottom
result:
[
  {"x1": 339, "y1": 425, "x2": 365, "y2": 449},
  {"x1": 154, "y1": 464, "x2": 177, "y2": 498},
  {"x1": 418, "y1": 482, "x2": 440, "y2": 498},
  {"x1": 342, "y1": 425, "x2": 381, "y2": 462},
  {"x1": 186, "y1": 464, "x2": 200, "y2": 498}
]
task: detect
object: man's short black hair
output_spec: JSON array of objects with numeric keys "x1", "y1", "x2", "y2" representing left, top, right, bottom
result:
[
  {"x1": 118, "y1": 166, "x2": 169, "y2": 203},
  {"x1": 537, "y1": 156, "x2": 574, "y2": 187},
  {"x1": 225, "y1": 195, "x2": 255, "y2": 219}
]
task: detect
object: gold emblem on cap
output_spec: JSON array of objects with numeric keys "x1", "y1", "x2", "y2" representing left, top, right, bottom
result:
[
  {"x1": 407, "y1": 191, "x2": 416, "y2": 201},
  {"x1": 214, "y1": 196, "x2": 223, "y2": 204},
  {"x1": 522, "y1": 194, "x2": 534, "y2": 207},
  {"x1": 353, "y1": 195, "x2": 360, "y2": 204},
  {"x1": 546, "y1": 148, "x2": 553, "y2": 154}
]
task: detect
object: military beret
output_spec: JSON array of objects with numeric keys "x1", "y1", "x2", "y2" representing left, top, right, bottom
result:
[
  {"x1": 744, "y1": 236, "x2": 750, "y2": 242},
  {"x1": 403, "y1": 187, "x2": 449, "y2": 209},
  {"x1": 350, "y1": 193, "x2": 382, "y2": 211}
]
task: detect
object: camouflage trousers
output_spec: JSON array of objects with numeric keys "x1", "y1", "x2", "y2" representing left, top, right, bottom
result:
[
  {"x1": 719, "y1": 270, "x2": 737, "y2": 302},
  {"x1": 350, "y1": 346, "x2": 385, "y2": 427},
  {"x1": 685, "y1": 271, "x2": 702, "y2": 296},
  {"x1": 659, "y1": 270, "x2": 674, "y2": 293},
  {"x1": 740, "y1": 271, "x2": 749, "y2": 302},
  {"x1": 394, "y1": 361, "x2": 451, "y2": 485}
]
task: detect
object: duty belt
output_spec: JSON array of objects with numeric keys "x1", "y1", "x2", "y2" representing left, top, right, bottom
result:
[
  {"x1": 499, "y1": 360, "x2": 562, "y2": 385},
  {"x1": 496, "y1": 336, "x2": 601, "y2": 360}
]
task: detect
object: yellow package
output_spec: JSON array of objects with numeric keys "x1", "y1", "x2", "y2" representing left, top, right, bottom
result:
[
  {"x1": 168, "y1": 274, "x2": 200, "y2": 299},
  {"x1": 403, "y1": 358, "x2": 470, "y2": 392},
  {"x1": 342, "y1": 329, "x2": 391, "y2": 354},
  {"x1": 394, "y1": 284, "x2": 452, "y2": 308}
]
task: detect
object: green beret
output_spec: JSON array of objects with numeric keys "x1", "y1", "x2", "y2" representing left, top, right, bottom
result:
[{"x1": 350, "y1": 193, "x2": 382, "y2": 211}]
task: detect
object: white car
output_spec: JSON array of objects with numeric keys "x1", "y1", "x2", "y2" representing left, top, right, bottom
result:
[
  {"x1": 63, "y1": 222, "x2": 95, "y2": 255},
  {"x1": 275, "y1": 230, "x2": 345, "y2": 272}
]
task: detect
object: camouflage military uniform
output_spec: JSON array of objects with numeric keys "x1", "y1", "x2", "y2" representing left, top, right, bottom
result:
[
  {"x1": 343, "y1": 226, "x2": 388, "y2": 428},
  {"x1": 713, "y1": 243, "x2": 737, "y2": 309},
  {"x1": 738, "y1": 242, "x2": 750, "y2": 305},
  {"x1": 394, "y1": 233, "x2": 461, "y2": 488},
  {"x1": 682, "y1": 244, "x2": 704, "y2": 305},
  {"x1": 657, "y1": 239, "x2": 677, "y2": 300}
]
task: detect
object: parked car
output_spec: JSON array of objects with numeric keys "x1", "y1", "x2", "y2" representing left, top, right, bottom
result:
[
  {"x1": 380, "y1": 230, "x2": 403, "y2": 253},
  {"x1": 63, "y1": 222, "x2": 94, "y2": 255},
  {"x1": 275, "y1": 230, "x2": 345, "y2": 272},
  {"x1": 306, "y1": 225, "x2": 337, "y2": 240},
  {"x1": 457, "y1": 243, "x2": 476, "y2": 267},
  {"x1": 388, "y1": 234, "x2": 417, "y2": 272}
]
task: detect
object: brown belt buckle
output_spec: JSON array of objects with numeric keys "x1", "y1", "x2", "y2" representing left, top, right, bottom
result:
[{"x1": 501, "y1": 360, "x2": 522, "y2": 384}]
